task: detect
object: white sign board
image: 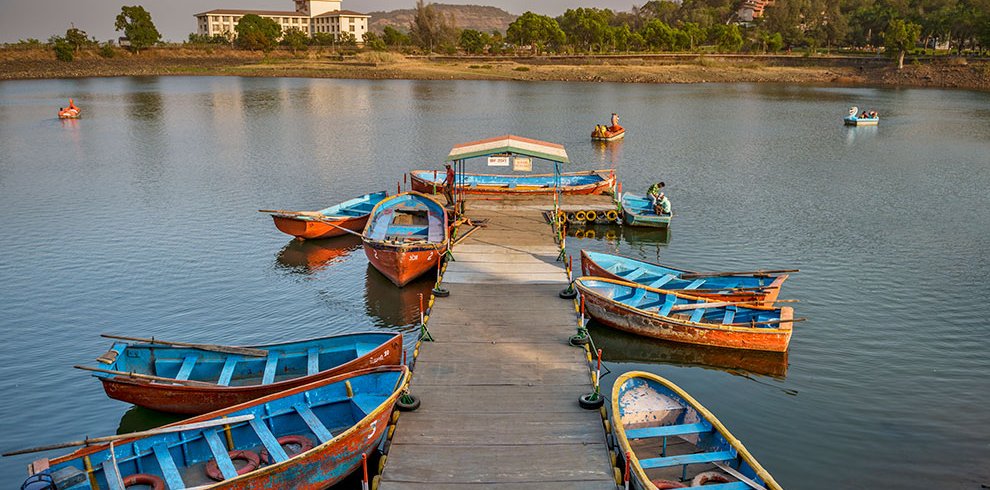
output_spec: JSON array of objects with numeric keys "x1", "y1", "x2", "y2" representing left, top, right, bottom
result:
[
  {"x1": 512, "y1": 157, "x2": 532, "y2": 172},
  {"x1": 487, "y1": 156, "x2": 510, "y2": 167}
]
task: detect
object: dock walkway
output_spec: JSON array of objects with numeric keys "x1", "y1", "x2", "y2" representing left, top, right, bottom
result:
[{"x1": 379, "y1": 196, "x2": 616, "y2": 489}]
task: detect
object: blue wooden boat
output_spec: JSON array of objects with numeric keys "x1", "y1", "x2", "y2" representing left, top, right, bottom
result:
[
  {"x1": 581, "y1": 250, "x2": 789, "y2": 305},
  {"x1": 574, "y1": 277, "x2": 795, "y2": 352},
  {"x1": 363, "y1": 192, "x2": 449, "y2": 287},
  {"x1": 86, "y1": 332, "x2": 402, "y2": 414},
  {"x1": 410, "y1": 169, "x2": 615, "y2": 195},
  {"x1": 19, "y1": 366, "x2": 408, "y2": 490},
  {"x1": 613, "y1": 371, "x2": 781, "y2": 489},
  {"x1": 621, "y1": 193, "x2": 671, "y2": 228},
  {"x1": 262, "y1": 191, "x2": 388, "y2": 240}
]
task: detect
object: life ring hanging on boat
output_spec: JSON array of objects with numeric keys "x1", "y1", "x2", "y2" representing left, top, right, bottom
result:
[
  {"x1": 205, "y1": 450, "x2": 261, "y2": 481},
  {"x1": 122, "y1": 473, "x2": 166, "y2": 490},
  {"x1": 652, "y1": 479, "x2": 687, "y2": 489},
  {"x1": 260, "y1": 435, "x2": 315, "y2": 464}
]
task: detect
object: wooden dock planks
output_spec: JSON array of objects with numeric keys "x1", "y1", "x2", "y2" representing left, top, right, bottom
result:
[{"x1": 379, "y1": 197, "x2": 615, "y2": 489}]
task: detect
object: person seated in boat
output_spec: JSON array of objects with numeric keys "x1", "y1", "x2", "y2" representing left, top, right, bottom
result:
[
  {"x1": 609, "y1": 113, "x2": 623, "y2": 132},
  {"x1": 861, "y1": 111, "x2": 869, "y2": 118},
  {"x1": 647, "y1": 181, "x2": 666, "y2": 206},
  {"x1": 869, "y1": 111, "x2": 878, "y2": 118},
  {"x1": 654, "y1": 194, "x2": 671, "y2": 215}
]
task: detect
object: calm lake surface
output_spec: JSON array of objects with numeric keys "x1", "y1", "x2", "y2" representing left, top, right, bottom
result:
[{"x1": 1, "y1": 76, "x2": 988, "y2": 488}]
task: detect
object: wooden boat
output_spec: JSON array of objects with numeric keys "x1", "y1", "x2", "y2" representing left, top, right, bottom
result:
[
  {"x1": 613, "y1": 370, "x2": 782, "y2": 489},
  {"x1": 20, "y1": 366, "x2": 408, "y2": 490},
  {"x1": 574, "y1": 277, "x2": 794, "y2": 352},
  {"x1": 592, "y1": 125, "x2": 625, "y2": 141},
  {"x1": 409, "y1": 169, "x2": 615, "y2": 196},
  {"x1": 580, "y1": 250, "x2": 788, "y2": 305},
  {"x1": 363, "y1": 191, "x2": 449, "y2": 287},
  {"x1": 622, "y1": 193, "x2": 671, "y2": 228},
  {"x1": 86, "y1": 332, "x2": 402, "y2": 414},
  {"x1": 844, "y1": 106, "x2": 879, "y2": 126},
  {"x1": 264, "y1": 191, "x2": 387, "y2": 240}
]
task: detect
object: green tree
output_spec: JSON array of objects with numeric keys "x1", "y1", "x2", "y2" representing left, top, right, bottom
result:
[
  {"x1": 51, "y1": 37, "x2": 73, "y2": 61},
  {"x1": 64, "y1": 27, "x2": 93, "y2": 52},
  {"x1": 235, "y1": 14, "x2": 281, "y2": 51},
  {"x1": 459, "y1": 29, "x2": 491, "y2": 54},
  {"x1": 281, "y1": 27, "x2": 308, "y2": 54},
  {"x1": 364, "y1": 32, "x2": 387, "y2": 51},
  {"x1": 884, "y1": 18, "x2": 921, "y2": 68},
  {"x1": 382, "y1": 26, "x2": 411, "y2": 47},
  {"x1": 410, "y1": 0, "x2": 458, "y2": 52},
  {"x1": 506, "y1": 11, "x2": 566, "y2": 54},
  {"x1": 558, "y1": 8, "x2": 614, "y2": 52},
  {"x1": 641, "y1": 19, "x2": 676, "y2": 50},
  {"x1": 712, "y1": 24, "x2": 744, "y2": 52},
  {"x1": 680, "y1": 22, "x2": 705, "y2": 50},
  {"x1": 114, "y1": 5, "x2": 161, "y2": 53}
]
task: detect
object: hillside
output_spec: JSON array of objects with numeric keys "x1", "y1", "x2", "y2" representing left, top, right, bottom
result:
[{"x1": 368, "y1": 4, "x2": 517, "y2": 34}]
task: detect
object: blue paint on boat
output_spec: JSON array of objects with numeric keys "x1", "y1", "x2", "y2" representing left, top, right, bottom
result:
[
  {"x1": 613, "y1": 371, "x2": 781, "y2": 489},
  {"x1": 582, "y1": 250, "x2": 781, "y2": 292},
  {"x1": 287, "y1": 191, "x2": 388, "y2": 221},
  {"x1": 411, "y1": 170, "x2": 604, "y2": 187},
  {"x1": 365, "y1": 193, "x2": 446, "y2": 243},
  {"x1": 621, "y1": 193, "x2": 671, "y2": 227}
]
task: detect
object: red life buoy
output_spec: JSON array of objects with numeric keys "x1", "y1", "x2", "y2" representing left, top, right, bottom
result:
[
  {"x1": 122, "y1": 473, "x2": 165, "y2": 490},
  {"x1": 205, "y1": 449, "x2": 260, "y2": 481},
  {"x1": 652, "y1": 479, "x2": 687, "y2": 489},
  {"x1": 260, "y1": 435, "x2": 315, "y2": 464},
  {"x1": 691, "y1": 471, "x2": 733, "y2": 486}
]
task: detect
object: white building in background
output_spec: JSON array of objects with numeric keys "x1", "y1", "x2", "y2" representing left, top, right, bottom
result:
[{"x1": 195, "y1": 0, "x2": 370, "y2": 41}]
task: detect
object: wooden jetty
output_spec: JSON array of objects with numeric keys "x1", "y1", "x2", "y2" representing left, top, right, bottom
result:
[{"x1": 379, "y1": 195, "x2": 617, "y2": 489}]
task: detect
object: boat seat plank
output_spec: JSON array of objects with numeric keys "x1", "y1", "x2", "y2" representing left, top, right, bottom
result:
[
  {"x1": 175, "y1": 355, "x2": 198, "y2": 381},
  {"x1": 639, "y1": 450, "x2": 736, "y2": 469},
  {"x1": 624, "y1": 422, "x2": 712, "y2": 439},
  {"x1": 203, "y1": 429, "x2": 238, "y2": 480},
  {"x1": 689, "y1": 308, "x2": 707, "y2": 323},
  {"x1": 217, "y1": 355, "x2": 240, "y2": 387},
  {"x1": 685, "y1": 279, "x2": 706, "y2": 290},
  {"x1": 293, "y1": 403, "x2": 334, "y2": 443},
  {"x1": 152, "y1": 442, "x2": 185, "y2": 490},
  {"x1": 624, "y1": 288, "x2": 647, "y2": 306},
  {"x1": 101, "y1": 460, "x2": 126, "y2": 490},
  {"x1": 249, "y1": 418, "x2": 289, "y2": 464},
  {"x1": 722, "y1": 307, "x2": 737, "y2": 325},
  {"x1": 648, "y1": 274, "x2": 676, "y2": 289},
  {"x1": 262, "y1": 351, "x2": 281, "y2": 385},
  {"x1": 658, "y1": 295, "x2": 677, "y2": 316},
  {"x1": 307, "y1": 347, "x2": 320, "y2": 376},
  {"x1": 624, "y1": 269, "x2": 647, "y2": 281}
]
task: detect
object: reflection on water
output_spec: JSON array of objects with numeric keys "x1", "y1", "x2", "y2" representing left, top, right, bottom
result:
[
  {"x1": 844, "y1": 124, "x2": 879, "y2": 146},
  {"x1": 117, "y1": 405, "x2": 185, "y2": 435},
  {"x1": 589, "y1": 322, "x2": 788, "y2": 379},
  {"x1": 567, "y1": 223, "x2": 671, "y2": 250},
  {"x1": 591, "y1": 138, "x2": 623, "y2": 167},
  {"x1": 275, "y1": 235, "x2": 362, "y2": 274},
  {"x1": 364, "y1": 264, "x2": 435, "y2": 328}
]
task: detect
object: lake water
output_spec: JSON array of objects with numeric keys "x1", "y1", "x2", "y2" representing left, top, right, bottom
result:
[{"x1": 1, "y1": 76, "x2": 988, "y2": 489}]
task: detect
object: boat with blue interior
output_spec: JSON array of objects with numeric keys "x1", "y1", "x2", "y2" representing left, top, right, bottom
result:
[
  {"x1": 622, "y1": 193, "x2": 672, "y2": 228},
  {"x1": 410, "y1": 169, "x2": 614, "y2": 196},
  {"x1": 613, "y1": 370, "x2": 782, "y2": 489},
  {"x1": 362, "y1": 191, "x2": 449, "y2": 287},
  {"x1": 262, "y1": 191, "x2": 387, "y2": 240}
]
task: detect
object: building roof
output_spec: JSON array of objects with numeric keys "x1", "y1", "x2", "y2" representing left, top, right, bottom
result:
[
  {"x1": 314, "y1": 10, "x2": 370, "y2": 17},
  {"x1": 446, "y1": 135, "x2": 569, "y2": 164},
  {"x1": 195, "y1": 9, "x2": 307, "y2": 17}
]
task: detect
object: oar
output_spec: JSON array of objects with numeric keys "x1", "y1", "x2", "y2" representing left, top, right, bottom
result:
[
  {"x1": 713, "y1": 462, "x2": 769, "y2": 490},
  {"x1": 669, "y1": 299, "x2": 799, "y2": 312},
  {"x1": 3, "y1": 415, "x2": 254, "y2": 457},
  {"x1": 680, "y1": 269, "x2": 799, "y2": 279},
  {"x1": 100, "y1": 334, "x2": 267, "y2": 357},
  {"x1": 673, "y1": 286, "x2": 774, "y2": 293},
  {"x1": 452, "y1": 225, "x2": 483, "y2": 247},
  {"x1": 725, "y1": 317, "x2": 807, "y2": 327},
  {"x1": 74, "y1": 365, "x2": 216, "y2": 387}
]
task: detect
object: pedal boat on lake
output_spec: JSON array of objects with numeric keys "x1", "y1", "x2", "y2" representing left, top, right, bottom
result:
[
  {"x1": 581, "y1": 250, "x2": 788, "y2": 305},
  {"x1": 613, "y1": 370, "x2": 782, "y2": 490},
  {"x1": 86, "y1": 332, "x2": 402, "y2": 414},
  {"x1": 362, "y1": 191, "x2": 449, "y2": 287},
  {"x1": 592, "y1": 125, "x2": 625, "y2": 142},
  {"x1": 622, "y1": 193, "x2": 672, "y2": 228},
  {"x1": 409, "y1": 169, "x2": 615, "y2": 195},
  {"x1": 265, "y1": 191, "x2": 387, "y2": 240},
  {"x1": 844, "y1": 106, "x2": 879, "y2": 126},
  {"x1": 21, "y1": 366, "x2": 408, "y2": 490},
  {"x1": 574, "y1": 277, "x2": 795, "y2": 352}
]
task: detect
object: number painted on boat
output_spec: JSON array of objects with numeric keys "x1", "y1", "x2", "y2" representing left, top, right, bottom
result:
[
  {"x1": 364, "y1": 420, "x2": 378, "y2": 441},
  {"x1": 370, "y1": 350, "x2": 390, "y2": 365}
]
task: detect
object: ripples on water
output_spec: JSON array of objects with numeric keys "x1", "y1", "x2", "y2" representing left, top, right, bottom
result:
[{"x1": 0, "y1": 77, "x2": 988, "y2": 488}]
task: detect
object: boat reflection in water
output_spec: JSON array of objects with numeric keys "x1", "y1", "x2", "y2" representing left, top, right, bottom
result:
[
  {"x1": 275, "y1": 234, "x2": 362, "y2": 274},
  {"x1": 589, "y1": 321, "x2": 788, "y2": 379},
  {"x1": 116, "y1": 405, "x2": 184, "y2": 435},
  {"x1": 364, "y1": 263, "x2": 436, "y2": 328}
]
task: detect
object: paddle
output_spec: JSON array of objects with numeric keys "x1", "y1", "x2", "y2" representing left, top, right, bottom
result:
[
  {"x1": 74, "y1": 365, "x2": 217, "y2": 387},
  {"x1": 725, "y1": 317, "x2": 807, "y2": 327},
  {"x1": 680, "y1": 269, "x2": 799, "y2": 279},
  {"x1": 668, "y1": 299, "x2": 800, "y2": 312},
  {"x1": 713, "y1": 462, "x2": 769, "y2": 490},
  {"x1": 452, "y1": 225, "x2": 483, "y2": 247},
  {"x1": 3, "y1": 415, "x2": 255, "y2": 457},
  {"x1": 100, "y1": 334, "x2": 268, "y2": 357}
]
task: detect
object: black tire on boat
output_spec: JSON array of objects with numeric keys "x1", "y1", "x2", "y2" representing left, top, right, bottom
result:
[
  {"x1": 579, "y1": 393, "x2": 605, "y2": 410},
  {"x1": 396, "y1": 394, "x2": 421, "y2": 412}
]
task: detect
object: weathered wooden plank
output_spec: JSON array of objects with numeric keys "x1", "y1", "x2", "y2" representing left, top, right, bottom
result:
[
  {"x1": 410, "y1": 360, "x2": 588, "y2": 386},
  {"x1": 420, "y1": 324, "x2": 578, "y2": 343},
  {"x1": 379, "y1": 482, "x2": 612, "y2": 490},
  {"x1": 411, "y1": 341, "x2": 582, "y2": 362},
  {"x1": 400, "y1": 385, "x2": 595, "y2": 413},
  {"x1": 443, "y1": 272, "x2": 568, "y2": 284},
  {"x1": 389, "y1": 412, "x2": 603, "y2": 445}
]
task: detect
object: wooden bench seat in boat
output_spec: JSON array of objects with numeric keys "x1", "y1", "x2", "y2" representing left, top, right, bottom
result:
[
  {"x1": 203, "y1": 429, "x2": 239, "y2": 480},
  {"x1": 249, "y1": 418, "x2": 289, "y2": 463},
  {"x1": 639, "y1": 450, "x2": 736, "y2": 469},
  {"x1": 625, "y1": 422, "x2": 712, "y2": 439},
  {"x1": 293, "y1": 404, "x2": 333, "y2": 443}
]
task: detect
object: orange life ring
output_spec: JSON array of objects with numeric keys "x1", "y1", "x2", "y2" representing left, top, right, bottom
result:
[
  {"x1": 123, "y1": 473, "x2": 165, "y2": 490},
  {"x1": 205, "y1": 449, "x2": 261, "y2": 481},
  {"x1": 260, "y1": 435, "x2": 315, "y2": 464},
  {"x1": 691, "y1": 471, "x2": 732, "y2": 486},
  {"x1": 652, "y1": 479, "x2": 687, "y2": 489}
]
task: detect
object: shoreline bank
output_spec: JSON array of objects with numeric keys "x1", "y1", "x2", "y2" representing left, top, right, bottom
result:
[{"x1": 2, "y1": 47, "x2": 988, "y2": 91}]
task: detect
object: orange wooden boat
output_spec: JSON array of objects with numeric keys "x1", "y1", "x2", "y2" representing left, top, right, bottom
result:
[
  {"x1": 362, "y1": 192, "x2": 449, "y2": 287},
  {"x1": 591, "y1": 125, "x2": 625, "y2": 141},
  {"x1": 263, "y1": 191, "x2": 386, "y2": 240}
]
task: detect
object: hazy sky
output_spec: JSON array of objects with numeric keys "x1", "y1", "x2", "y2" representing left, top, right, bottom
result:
[{"x1": 0, "y1": 0, "x2": 639, "y2": 43}]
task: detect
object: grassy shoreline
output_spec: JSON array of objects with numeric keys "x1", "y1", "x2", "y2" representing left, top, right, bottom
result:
[{"x1": 2, "y1": 47, "x2": 988, "y2": 91}]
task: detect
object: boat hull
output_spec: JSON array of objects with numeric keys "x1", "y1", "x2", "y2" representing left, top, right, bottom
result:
[
  {"x1": 364, "y1": 240, "x2": 446, "y2": 287},
  {"x1": 272, "y1": 214, "x2": 368, "y2": 240},
  {"x1": 844, "y1": 116, "x2": 879, "y2": 126},
  {"x1": 576, "y1": 279, "x2": 793, "y2": 352},
  {"x1": 580, "y1": 250, "x2": 786, "y2": 304},
  {"x1": 623, "y1": 209, "x2": 670, "y2": 227},
  {"x1": 410, "y1": 169, "x2": 615, "y2": 196},
  {"x1": 592, "y1": 128, "x2": 625, "y2": 141},
  {"x1": 96, "y1": 334, "x2": 402, "y2": 414}
]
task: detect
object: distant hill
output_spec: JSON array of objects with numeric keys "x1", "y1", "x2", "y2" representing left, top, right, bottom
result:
[{"x1": 368, "y1": 4, "x2": 517, "y2": 34}]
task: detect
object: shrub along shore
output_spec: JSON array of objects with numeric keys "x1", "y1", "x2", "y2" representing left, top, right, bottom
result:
[{"x1": 1, "y1": 46, "x2": 987, "y2": 91}]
